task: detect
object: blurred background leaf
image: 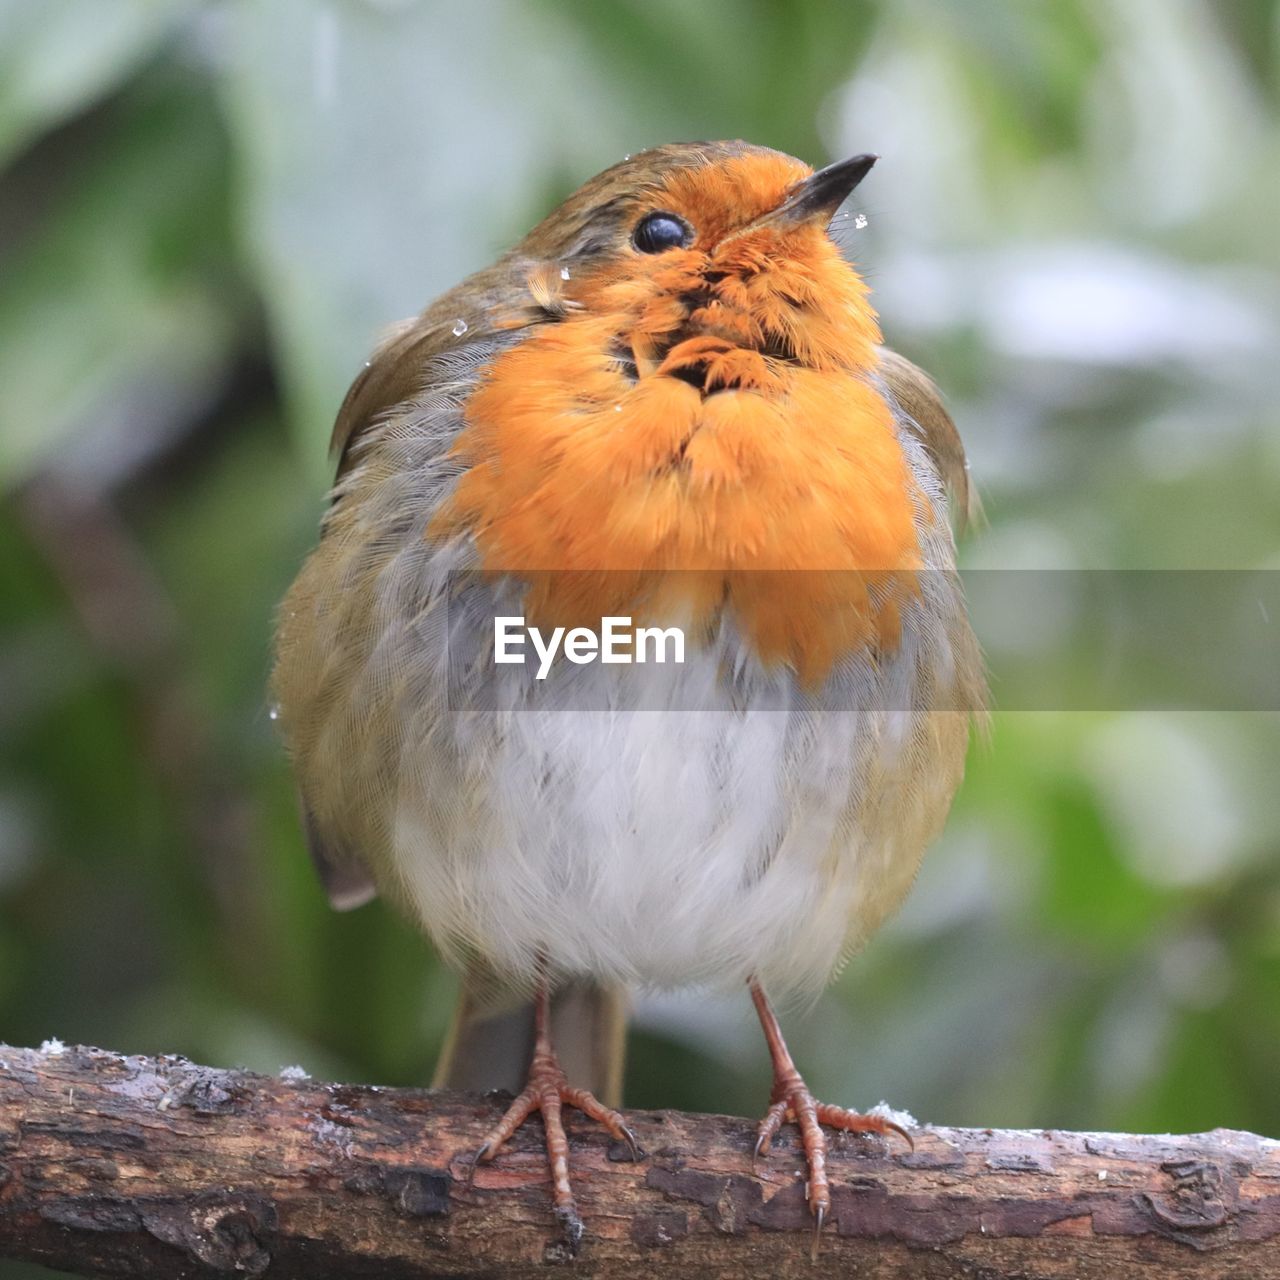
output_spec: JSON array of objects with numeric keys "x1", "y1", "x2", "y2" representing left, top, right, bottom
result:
[
  {"x1": 0, "y1": 0, "x2": 200, "y2": 166},
  {"x1": 1, "y1": 4, "x2": 1278, "y2": 1275}
]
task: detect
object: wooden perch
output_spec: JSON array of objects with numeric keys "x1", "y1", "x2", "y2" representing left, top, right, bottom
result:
[{"x1": 1, "y1": 1044, "x2": 1277, "y2": 1278}]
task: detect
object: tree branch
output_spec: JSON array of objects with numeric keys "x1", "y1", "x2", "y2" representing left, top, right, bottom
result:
[{"x1": 1, "y1": 1044, "x2": 1277, "y2": 1278}]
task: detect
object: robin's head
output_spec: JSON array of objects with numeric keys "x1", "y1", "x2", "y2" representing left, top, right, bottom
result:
[{"x1": 507, "y1": 142, "x2": 881, "y2": 383}]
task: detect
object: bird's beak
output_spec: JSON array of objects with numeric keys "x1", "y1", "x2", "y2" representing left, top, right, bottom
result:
[{"x1": 767, "y1": 153, "x2": 878, "y2": 226}]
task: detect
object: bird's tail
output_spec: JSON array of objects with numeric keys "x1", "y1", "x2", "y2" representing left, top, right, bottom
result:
[{"x1": 433, "y1": 970, "x2": 628, "y2": 1106}]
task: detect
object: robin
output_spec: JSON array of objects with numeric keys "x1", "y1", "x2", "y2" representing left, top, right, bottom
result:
[{"x1": 271, "y1": 140, "x2": 985, "y2": 1250}]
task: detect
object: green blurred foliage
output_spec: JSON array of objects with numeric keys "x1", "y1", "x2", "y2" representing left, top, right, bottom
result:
[{"x1": 1, "y1": 4, "x2": 1279, "y2": 1272}]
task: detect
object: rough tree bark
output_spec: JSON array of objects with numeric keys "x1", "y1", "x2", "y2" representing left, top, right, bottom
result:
[{"x1": 0, "y1": 1043, "x2": 1277, "y2": 1278}]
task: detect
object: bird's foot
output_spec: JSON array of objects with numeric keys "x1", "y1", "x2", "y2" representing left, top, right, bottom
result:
[
  {"x1": 467, "y1": 1042, "x2": 640, "y2": 1254},
  {"x1": 753, "y1": 1066, "x2": 912, "y2": 1255}
]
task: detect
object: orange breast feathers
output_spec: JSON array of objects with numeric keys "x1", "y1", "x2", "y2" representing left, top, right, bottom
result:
[{"x1": 433, "y1": 161, "x2": 926, "y2": 683}]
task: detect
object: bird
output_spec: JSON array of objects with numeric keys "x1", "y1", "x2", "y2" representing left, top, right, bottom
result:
[{"x1": 271, "y1": 140, "x2": 985, "y2": 1251}]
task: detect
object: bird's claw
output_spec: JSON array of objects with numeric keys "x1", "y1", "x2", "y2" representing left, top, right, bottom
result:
[
  {"x1": 810, "y1": 1203, "x2": 826, "y2": 1262},
  {"x1": 464, "y1": 1140, "x2": 491, "y2": 1190},
  {"x1": 619, "y1": 1123, "x2": 643, "y2": 1163}
]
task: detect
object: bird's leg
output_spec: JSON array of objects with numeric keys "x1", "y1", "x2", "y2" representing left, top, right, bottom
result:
[
  {"x1": 749, "y1": 980, "x2": 911, "y2": 1252},
  {"x1": 467, "y1": 979, "x2": 640, "y2": 1253}
]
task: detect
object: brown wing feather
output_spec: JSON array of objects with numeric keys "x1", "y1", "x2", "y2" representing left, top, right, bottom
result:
[
  {"x1": 329, "y1": 315, "x2": 466, "y2": 480},
  {"x1": 328, "y1": 318, "x2": 419, "y2": 466},
  {"x1": 301, "y1": 315, "x2": 454, "y2": 908},
  {"x1": 328, "y1": 254, "x2": 572, "y2": 477},
  {"x1": 878, "y1": 346, "x2": 978, "y2": 531},
  {"x1": 300, "y1": 805, "x2": 378, "y2": 911},
  {"x1": 303, "y1": 256, "x2": 566, "y2": 908}
]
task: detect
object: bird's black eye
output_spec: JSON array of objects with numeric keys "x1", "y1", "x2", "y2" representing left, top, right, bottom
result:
[{"x1": 633, "y1": 211, "x2": 692, "y2": 254}]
